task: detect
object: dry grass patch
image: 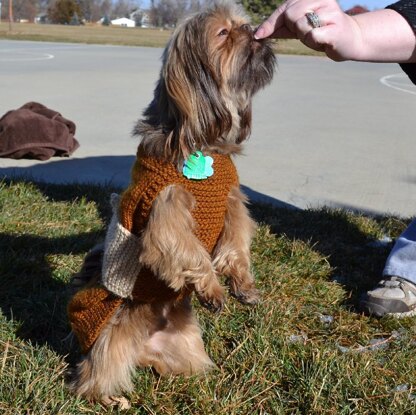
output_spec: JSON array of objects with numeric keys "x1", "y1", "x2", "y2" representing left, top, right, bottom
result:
[
  {"x1": 0, "y1": 22, "x2": 324, "y2": 56},
  {"x1": 0, "y1": 179, "x2": 414, "y2": 414},
  {"x1": 0, "y1": 23, "x2": 173, "y2": 47}
]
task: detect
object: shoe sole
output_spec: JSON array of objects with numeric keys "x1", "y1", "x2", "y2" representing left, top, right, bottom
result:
[
  {"x1": 386, "y1": 308, "x2": 416, "y2": 318},
  {"x1": 361, "y1": 300, "x2": 416, "y2": 318}
]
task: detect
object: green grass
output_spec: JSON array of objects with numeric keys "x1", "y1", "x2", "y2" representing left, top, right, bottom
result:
[
  {"x1": 0, "y1": 179, "x2": 415, "y2": 414},
  {"x1": 0, "y1": 22, "x2": 324, "y2": 56}
]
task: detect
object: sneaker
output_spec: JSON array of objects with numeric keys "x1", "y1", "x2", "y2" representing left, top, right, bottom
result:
[{"x1": 361, "y1": 276, "x2": 416, "y2": 318}]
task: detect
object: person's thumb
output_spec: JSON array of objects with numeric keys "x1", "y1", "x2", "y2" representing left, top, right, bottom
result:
[{"x1": 255, "y1": 6, "x2": 287, "y2": 39}]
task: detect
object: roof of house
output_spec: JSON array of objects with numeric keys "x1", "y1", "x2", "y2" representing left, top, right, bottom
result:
[{"x1": 111, "y1": 17, "x2": 135, "y2": 24}]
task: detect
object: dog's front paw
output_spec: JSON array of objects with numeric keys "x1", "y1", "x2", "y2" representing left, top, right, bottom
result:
[
  {"x1": 196, "y1": 283, "x2": 225, "y2": 313},
  {"x1": 229, "y1": 281, "x2": 261, "y2": 305}
]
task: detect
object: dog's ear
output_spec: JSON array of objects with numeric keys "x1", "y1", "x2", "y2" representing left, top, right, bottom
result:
[{"x1": 162, "y1": 19, "x2": 233, "y2": 159}]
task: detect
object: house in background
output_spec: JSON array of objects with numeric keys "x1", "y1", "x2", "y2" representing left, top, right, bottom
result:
[
  {"x1": 140, "y1": 12, "x2": 151, "y2": 28},
  {"x1": 130, "y1": 8, "x2": 152, "y2": 28},
  {"x1": 111, "y1": 17, "x2": 135, "y2": 27}
]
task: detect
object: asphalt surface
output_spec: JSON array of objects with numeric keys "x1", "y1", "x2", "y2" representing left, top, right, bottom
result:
[{"x1": 1, "y1": 40, "x2": 416, "y2": 216}]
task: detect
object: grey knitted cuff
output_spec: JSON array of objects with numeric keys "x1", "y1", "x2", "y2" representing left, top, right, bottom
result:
[{"x1": 101, "y1": 193, "x2": 142, "y2": 299}]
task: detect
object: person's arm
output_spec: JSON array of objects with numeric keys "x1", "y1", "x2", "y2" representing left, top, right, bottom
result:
[
  {"x1": 387, "y1": 0, "x2": 416, "y2": 82},
  {"x1": 351, "y1": 9, "x2": 416, "y2": 63},
  {"x1": 255, "y1": 0, "x2": 416, "y2": 63}
]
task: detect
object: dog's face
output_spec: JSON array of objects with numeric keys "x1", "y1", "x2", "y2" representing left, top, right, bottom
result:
[
  {"x1": 205, "y1": 6, "x2": 276, "y2": 96},
  {"x1": 139, "y1": 1, "x2": 276, "y2": 163}
]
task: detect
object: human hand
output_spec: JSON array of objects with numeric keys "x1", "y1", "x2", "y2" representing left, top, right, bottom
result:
[{"x1": 255, "y1": 0, "x2": 363, "y2": 61}]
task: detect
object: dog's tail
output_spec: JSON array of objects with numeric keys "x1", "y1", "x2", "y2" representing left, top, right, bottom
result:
[{"x1": 70, "y1": 243, "x2": 104, "y2": 292}]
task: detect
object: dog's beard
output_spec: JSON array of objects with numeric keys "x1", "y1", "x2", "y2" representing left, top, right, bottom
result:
[
  {"x1": 224, "y1": 38, "x2": 276, "y2": 96},
  {"x1": 136, "y1": 2, "x2": 276, "y2": 165}
]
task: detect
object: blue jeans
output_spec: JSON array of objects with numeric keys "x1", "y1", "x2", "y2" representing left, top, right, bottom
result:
[{"x1": 383, "y1": 219, "x2": 416, "y2": 285}]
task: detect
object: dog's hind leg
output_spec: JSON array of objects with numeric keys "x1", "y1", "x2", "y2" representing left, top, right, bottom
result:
[
  {"x1": 212, "y1": 186, "x2": 260, "y2": 304},
  {"x1": 139, "y1": 298, "x2": 215, "y2": 375},
  {"x1": 68, "y1": 305, "x2": 151, "y2": 405}
]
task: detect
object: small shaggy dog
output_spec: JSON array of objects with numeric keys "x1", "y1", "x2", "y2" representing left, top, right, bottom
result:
[{"x1": 67, "y1": 0, "x2": 275, "y2": 406}]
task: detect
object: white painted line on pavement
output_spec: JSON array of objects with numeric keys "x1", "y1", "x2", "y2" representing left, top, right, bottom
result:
[
  {"x1": 0, "y1": 49, "x2": 54, "y2": 62},
  {"x1": 380, "y1": 73, "x2": 416, "y2": 95}
]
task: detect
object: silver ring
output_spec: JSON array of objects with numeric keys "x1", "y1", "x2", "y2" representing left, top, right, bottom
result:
[{"x1": 305, "y1": 12, "x2": 321, "y2": 29}]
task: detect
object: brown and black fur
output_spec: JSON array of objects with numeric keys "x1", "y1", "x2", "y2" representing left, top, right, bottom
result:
[{"x1": 68, "y1": 0, "x2": 275, "y2": 406}]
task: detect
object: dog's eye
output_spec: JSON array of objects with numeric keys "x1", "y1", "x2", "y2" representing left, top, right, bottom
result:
[{"x1": 218, "y1": 29, "x2": 229, "y2": 37}]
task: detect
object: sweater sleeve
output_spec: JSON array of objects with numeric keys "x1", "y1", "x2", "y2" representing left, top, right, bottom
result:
[{"x1": 387, "y1": 0, "x2": 416, "y2": 84}]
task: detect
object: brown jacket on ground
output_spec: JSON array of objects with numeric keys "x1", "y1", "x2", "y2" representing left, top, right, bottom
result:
[{"x1": 0, "y1": 102, "x2": 79, "y2": 161}]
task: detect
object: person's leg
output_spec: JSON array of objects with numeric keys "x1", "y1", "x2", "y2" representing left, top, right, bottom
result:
[
  {"x1": 362, "y1": 219, "x2": 416, "y2": 317},
  {"x1": 383, "y1": 219, "x2": 416, "y2": 284}
]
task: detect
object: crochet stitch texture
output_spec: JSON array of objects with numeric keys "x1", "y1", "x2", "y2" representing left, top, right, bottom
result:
[
  {"x1": 120, "y1": 149, "x2": 238, "y2": 253},
  {"x1": 68, "y1": 149, "x2": 239, "y2": 353},
  {"x1": 101, "y1": 193, "x2": 142, "y2": 299}
]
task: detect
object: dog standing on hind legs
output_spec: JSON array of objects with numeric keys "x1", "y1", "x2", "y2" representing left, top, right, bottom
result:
[{"x1": 67, "y1": 0, "x2": 276, "y2": 407}]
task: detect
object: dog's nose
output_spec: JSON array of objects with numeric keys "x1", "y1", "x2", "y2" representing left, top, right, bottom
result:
[{"x1": 240, "y1": 24, "x2": 253, "y2": 34}]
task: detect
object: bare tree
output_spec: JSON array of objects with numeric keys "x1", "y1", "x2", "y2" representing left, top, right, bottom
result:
[
  {"x1": 48, "y1": 0, "x2": 81, "y2": 24},
  {"x1": 11, "y1": 0, "x2": 37, "y2": 21},
  {"x1": 150, "y1": 0, "x2": 207, "y2": 28},
  {"x1": 99, "y1": 0, "x2": 111, "y2": 20},
  {"x1": 112, "y1": 0, "x2": 139, "y2": 18}
]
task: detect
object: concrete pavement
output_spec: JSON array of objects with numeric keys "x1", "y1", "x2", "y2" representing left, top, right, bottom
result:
[{"x1": 1, "y1": 40, "x2": 416, "y2": 216}]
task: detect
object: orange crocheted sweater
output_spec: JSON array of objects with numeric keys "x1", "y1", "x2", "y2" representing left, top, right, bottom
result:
[{"x1": 68, "y1": 149, "x2": 239, "y2": 353}]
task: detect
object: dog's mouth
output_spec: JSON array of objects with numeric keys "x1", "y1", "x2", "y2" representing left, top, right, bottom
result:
[
  {"x1": 244, "y1": 27, "x2": 272, "y2": 53},
  {"x1": 252, "y1": 27, "x2": 273, "y2": 46},
  {"x1": 233, "y1": 30, "x2": 276, "y2": 93},
  {"x1": 251, "y1": 38, "x2": 266, "y2": 51},
  {"x1": 239, "y1": 24, "x2": 266, "y2": 49}
]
